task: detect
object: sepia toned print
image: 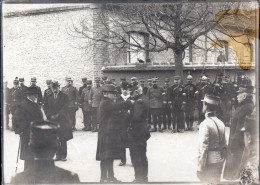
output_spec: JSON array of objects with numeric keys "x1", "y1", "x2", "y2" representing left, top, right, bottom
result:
[{"x1": 2, "y1": 0, "x2": 259, "y2": 184}]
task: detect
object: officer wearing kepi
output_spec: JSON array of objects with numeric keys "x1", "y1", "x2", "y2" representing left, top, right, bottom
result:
[
  {"x1": 18, "y1": 77, "x2": 28, "y2": 100},
  {"x1": 79, "y1": 78, "x2": 88, "y2": 97},
  {"x1": 43, "y1": 80, "x2": 53, "y2": 103},
  {"x1": 80, "y1": 80, "x2": 93, "y2": 131},
  {"x1": 11, "y1": 121, "x2": 80, "y2": 184},
  {"x1": 168, "y1": 76, "x2": 185, "y2": 133},
  {"x1": 61, "y1": 77, "x2": 79, "y2": 131},
  {"x1": 30, "y1": 77, "x2": 43, "y2": 106},
  {"x1": 162, "y1": 78, "x2": 171, "y2": 130},
  {"x1": 183, "y1": 74, "x2": 197, "y2": 131}
]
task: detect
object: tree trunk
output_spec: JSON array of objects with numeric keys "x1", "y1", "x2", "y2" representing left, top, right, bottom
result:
[{"x1": 174, "y1": 49, "x2": 184, "y2": 81}]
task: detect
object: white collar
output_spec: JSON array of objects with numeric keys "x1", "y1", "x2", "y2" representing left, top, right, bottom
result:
[{"x1": 121, "y1": 94, "x2": 130, "y2": 101}]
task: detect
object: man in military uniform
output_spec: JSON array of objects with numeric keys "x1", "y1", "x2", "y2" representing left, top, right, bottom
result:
[
  {"x1": 168, "y1": 76, "x2": 185, "y2": 133},
  {"x1": 128, "y1": 84, "x2": 150, "y2": 183},
  {"x1": 131, "y1": 77, "x2": 139, "y2": 87},
  {"x1": 61, "y1": 77, "x2": 79, "y2": 131},
  {"x1": 90, "y1": 77, "x2": 103, "y2": 132},
  {"x1": 79, "y1": 78, "x2": 88, "y2": 96},
  {"x1": 147, "y1": 77, "x2": 164, "y2": 132},
  {"x1": 162, "y1": 78, "x2": 171, "y2": 130},
  {"x1": 30, "y1": 77, "x2": 43, "y2": 106},
  {"x1": 196, "y1": 75, "x2": 213, "y2": 124},
  {"x1": 212, "y1": 73, "x2": 224, "y2": 97},
  {"x1": 10, "y1": 78, "x2": 24, "y2": 128},
  {"x1": 11, "y1": 121, "x2": 80, "y2": 184},
  {"x1": 116, "y1": 77, "x2": 126, "y2": 94},
  {"x1": 183, "y1": 75, "x2": 197, "y2": 131},
  {"x1": 43, "y1": 81, "x2": 73, "y2": 161},
  {"x1": 43, "y1": 80, "x2": 53, "y2": 103},
  {"x1": 146, "y1": 78, "x2": 153, "y2": 125},
  {"x1": 12, "y1": 86, "x2": 44, "y2": 170},
  {"x1": 18, "y1": 77, "x2": 28, "y2": 100},
  {"x1": 81, "y1": 80, "x2": 93, "y2": 131},
  {"x1": 139, "y1": 78, "x2": 148, "y2": 96},
  {"x1": 4, "y1": 81, "x2": 11, "y2": 129}
]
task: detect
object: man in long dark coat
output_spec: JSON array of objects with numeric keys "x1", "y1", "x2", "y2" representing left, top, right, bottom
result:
[
  {"x1": 223, "y1": 85, "x2": 255, "y2": 180},
  {"x1": 128, "y1": 84, "x2": 151, "y2": 183},
  {"x1": 29, "y1": 77, "x2": 43, "y2": 106},
  {"x1": 96, "y1": 84, "x2": 132, "y2": 183},
  {"x1": 43, "y1": 81, "x2": 73, "y2": 161},
  {"x1": 12, "y1": 86, "x2": 44, "y2": 170}
]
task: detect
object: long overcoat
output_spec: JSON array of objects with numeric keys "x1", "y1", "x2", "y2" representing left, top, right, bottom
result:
[
  {"x1": 12, "y1": 98, "x2": 44, "y2": 160},
  {"x1": 96, "y1": 97, "x2": 132, "y2": 161},
  {"x1": 43, "y1": 92, "x2": 73, "y2": 141},
  {"x1": 223, "y1": 99, "x2": 254, "y2": 180}
]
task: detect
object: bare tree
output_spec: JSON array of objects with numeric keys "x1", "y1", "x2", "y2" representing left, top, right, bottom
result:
[{"x1": 69, "y1": 2, "x2": 244, "y2": 78}]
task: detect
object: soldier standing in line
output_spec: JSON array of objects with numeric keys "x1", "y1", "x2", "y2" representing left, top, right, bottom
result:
[
  {"x1": 18, "y1": 77, "x2": 28, "y2": 100},
  {"x1": 11, "y1": 121, "x2": 80, "y2": 184},
  {"x1": 162, "y1": 78, "x2": 171, "y2": 130},
  {"x1": 12, "y1": 86, "x2": 44, "y2": 170},
  {"x1": 196, "y1": 75, "x2": 213, "y2": 125},
  {"x1": 4, "y1": 81, "x2": 11, "y2": 130},
  {"x1": 168, "y1": 76, "x2": 185, "y2": 133},
  {"x1": 139, "y1": 78, "x2": 148, "y2": 96},
  {"x1": 183, "y1": 75, "x2": 197, "y2": 131},
  {"x1": 30, "y1": 77, "x2": 43, "y2": 107},
  {"x1": 10, "y1": 78, "x2": 24, "y2": 128},
  {"x1": 147, "y1": 77, "x2": 164, "y2": 132},
  {"x1": 43, "y1": 80, "x2": 53, "y2": 103},
  {"x1": 146, "y1": 78, "x2": 153, "y2": 126},
  {"x1": 128, "y1": 84, "x2": 150, "y2": 183},
  {"x1": 43, "y1": 81, "x2": 73, "y2": 161},
  {"x1": 79, "y1": 78, "x2": 87, "y2": 97},
  {"x1": 90, "y1": 77, "x2": 103, "y2": 132},
  {"x1": 81, "y1": 80, "x2": 93, "y2": 131},
  {"x1": 61, "y1": 77, "x2": 79, "y2": 131}
]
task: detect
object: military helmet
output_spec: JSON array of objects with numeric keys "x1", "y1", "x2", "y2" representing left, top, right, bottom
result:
[{"x1": 186, "y1": 75, "x2": 193, "y2": 80}]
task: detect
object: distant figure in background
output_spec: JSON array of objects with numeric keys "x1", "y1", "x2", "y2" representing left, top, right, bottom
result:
[
  {"x1": 30, "y1": 77, "x2": 43, "y2": 107},
  {"x1": 44, "y1": 81, "x2": 73, "y2": 162},
  {"x1": 11, "y1": 121, "x2": 80, "y2": 184},
  {"x1": 61, "y1": 77, "x2": 79, "y2": 131},
  {"x1": 79, "y1": 78, "x2": 88, "y2": 97},
  {"x1": 80, "y1": 80, "x2": 93, "y2": 131},
  {"x1": 162, "y1": 78, "x2": 171, "y2": 130},
  {"x1": 90, "y1": 77, "x2": 103, "y2": 132},
  {"x1": 4, "y1": 81, "x2": 11, "y2": 130},
  {"x1": 18, "y1": 77, "x2": 28, "y2": 100},
  {"x1": 116, "y1": 77, "x2": 126, "y2": 94},
  {"x1": 197, "y1": 94, "x2": 226, "y2": 183},
  {"x1": 223, "y1": 85, "x2": 254, "y2": 180},
  {"x1": 12, "y1": 86, "x2": 44, "y2": 170},
  {"x1": 43, "y1": 80, "x2": 53, "y2": 103},
  {"x1": 139, "y1": 78, "x2": 148, "y2": 96}
]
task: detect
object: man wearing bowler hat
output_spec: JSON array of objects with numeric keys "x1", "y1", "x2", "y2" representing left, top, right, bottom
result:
[
  {"x1": 43, "y1": 81, "x2": 73, "y2": 161},
  {"x1": 30, "y1": 77, "x2": 43, "y2": 106},
  {"x1": 223, "y1": 85, "x2": 255, "y2": 180},
  {"x1": 96, "y1": 84, "x2": 133, "y2": 183},
  {"x1": 61, "y1": 77, "x2": 80, "y2": 131},
  {"x1": 12, "y1": 86, "x2": 44, "y2": 170},
  {"x1": 11, "y1": 121, "x2": 80, "y2": 183}
]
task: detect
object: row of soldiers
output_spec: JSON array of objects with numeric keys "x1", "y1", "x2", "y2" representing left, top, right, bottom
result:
[{"x1": 4, "y1": 72, "x2": 252, "y2": 133}]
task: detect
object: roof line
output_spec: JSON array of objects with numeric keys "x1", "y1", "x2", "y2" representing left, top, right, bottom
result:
[{"x1": 4, "y1": 5, "x2": 90, "y2": 18}]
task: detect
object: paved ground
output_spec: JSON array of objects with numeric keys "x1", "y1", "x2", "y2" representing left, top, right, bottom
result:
[{"x1": 3, "y1": 111, "x2": 229, "y2": 183}]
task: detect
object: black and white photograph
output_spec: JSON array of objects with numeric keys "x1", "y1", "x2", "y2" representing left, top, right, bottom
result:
[{"x1": 2, "y1": 0, "x2": 259, "y2": 184}]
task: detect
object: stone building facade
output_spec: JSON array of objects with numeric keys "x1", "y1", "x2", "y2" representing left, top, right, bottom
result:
[{"x1": 3, "y1": 4, "x2": 257, "y2": 89}]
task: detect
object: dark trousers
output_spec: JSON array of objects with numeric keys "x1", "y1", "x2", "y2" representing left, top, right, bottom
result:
[
  {"x1": 162, "y1": 105, "x2": 171, "y2": 127},
  {"x1": 92, "y1": 107, "x2": 98, "y2": 128},
  {"x1": 147, "y1": 108, "x2": 152, "y2": 125},
  {"x1": 4, "y1": 105, "x2": 10, "y2": 128},
  {"x1": 100, "y1": 159, "x2": 114, "y2": 179},
  {"x1": 121, "y1": 149, "x2": 126, "y2": 163},
  {"x1": 150, "y1": 108, "x2": 162, "y2": 127},
  {"x1": 83, "y1": 110, "x2": 92, "y2": 128},
  {"x1": 68, "y1": 108, "x2": 77, "y2": 128},
  {"x1": 184, "y1": 103, "x2": 195, "y2": 129},
  {"x1": 172, "y1": 106, "x2": 185, "y2": 130},
  {"x1": 24, "y1": 158, "x2": 34, "y2": 171},
  {"x1": 56, "y1": 140, "x2": 67, "y2": 159},
  {"x1": 130, "y1": 144, "x2": 148, "y2": 182},
  {"x1": 197, "y1": 162, "x2": 224, "y2": 183}
]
